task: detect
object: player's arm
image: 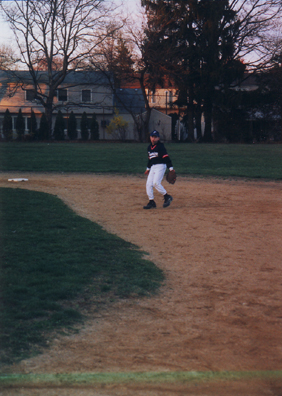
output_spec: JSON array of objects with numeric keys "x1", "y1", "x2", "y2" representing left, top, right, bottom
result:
[
  {"x1": 160, "y1": 146, "x2": 173, "y2": 170},
  {"x1": 145, "y1": 151, "x2": 151, "y2": 174}
]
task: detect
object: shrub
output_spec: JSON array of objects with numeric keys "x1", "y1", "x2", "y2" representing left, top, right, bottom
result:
[
  {"x1": 53, "y1": 110, "x2": 65, "y2": 140},
  {"x1": 15, "y1": 109, "x2": 25, "y2": 141},
  {"x1": 106, "y1": 109, "x2": 128, "y2": 141},
  {"x1": 3, "y1": 109, "x2": 13, "y2": 141},
  {"x1": 38, "y1": 113, "x2": 49, "y2": 141},
  {"x1": 67, "y1": 111, "x2": 77, "y2": 140},
  {"x1": 90, "y1": 113, "x2": 99, "y2": 140},
  {"x1": 80, "y1": 112, "x2": 89, "y2": 141}
]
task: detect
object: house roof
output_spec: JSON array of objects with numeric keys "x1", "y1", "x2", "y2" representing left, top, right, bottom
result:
[
  {"x1": 0, "y1": 70, "x2": 111, "y2": 86},
  {"x1": 114, "y1": 88, "x2": 145, "y2": 114}
]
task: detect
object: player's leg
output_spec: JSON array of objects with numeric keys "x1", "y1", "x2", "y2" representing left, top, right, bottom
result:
[
  {"x1": 144, "y1": 167, "x2": 157, "y2": 209},
  {"x1": 152, "y1": 164, "x2": 173, "y2": 208},
  {"x1": 152, "y1": 164, "x2": 167, "y2": 195},
  {"x1": 146, "y1": 167, "x2": 156, "y2": 199}
]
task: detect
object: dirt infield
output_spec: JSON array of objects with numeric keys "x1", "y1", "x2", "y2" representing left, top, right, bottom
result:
[{"x1": 1, "y1": 172, "x2": 282, "y2": 395}]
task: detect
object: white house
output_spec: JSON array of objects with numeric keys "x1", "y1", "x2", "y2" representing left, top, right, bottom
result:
[{"x1": 0, "y1": 70, "x2": 116, "y2": 140}]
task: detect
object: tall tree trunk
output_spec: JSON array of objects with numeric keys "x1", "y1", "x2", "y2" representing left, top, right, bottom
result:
[
  {"x1": 280, "y1": 112, "x2": 282, "y2": 142},
  {"x1": 143, "y1": 106, "x2": 152, "y2": 142},
  {"x1": 139, "y1": 73, "x2": 152, "y2": 142},
  {"x1": 195, "y1": 103, "x2": 202, "y2": 140},
  {"x1": 45, "y1": 99, "x2": 53, "y2": 139},
  {"x1": 187, "y1": 85, "x2": 194, "y2": 141},
  {"x1": 203, "y1": 97, "x2": 213, "y2": 142}
]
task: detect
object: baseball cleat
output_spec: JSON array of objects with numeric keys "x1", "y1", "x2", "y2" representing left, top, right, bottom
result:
[
  {"x1": 163, "y1": 194, "x2": 173, "y2": 208},
  {"x1": 143, "y1": 200, "x2": 156, "y2": 209}
]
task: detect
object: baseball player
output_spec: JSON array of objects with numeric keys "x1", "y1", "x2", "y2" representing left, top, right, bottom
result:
[{"x1": 143, "y1": 130, "x2": 174, "y2": 209}]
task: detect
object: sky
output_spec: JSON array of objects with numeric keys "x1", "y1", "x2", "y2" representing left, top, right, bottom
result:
[{"x1": 0, "y1": 0, "x2": 141, "y2": 47}]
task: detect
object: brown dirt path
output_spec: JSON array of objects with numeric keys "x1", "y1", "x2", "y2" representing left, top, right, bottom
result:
[{"x1": 1, "y1": 172, "x2": 282, "y2": 395}]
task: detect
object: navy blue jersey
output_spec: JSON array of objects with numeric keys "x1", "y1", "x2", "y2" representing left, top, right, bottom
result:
[{"x1": 147, "y1": 141, "x2": 173, "y2": 169}]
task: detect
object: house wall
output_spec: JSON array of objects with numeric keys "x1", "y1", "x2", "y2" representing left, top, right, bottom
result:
[
  {"x1": 146, "y1": 88, "x2": 179, "y2": 115},
  {"x1": 53, "y1": 83, "x2": 113, "y2": 115},
  {"x1": 0, "y1": 77, "x2": 114, "y2": 140},
  {"x1": 0, "y1": 73, "x2": 175, "y2": 141},
  {"x1": 149, "y1": 109, "x2": 172, "y2": 141}
]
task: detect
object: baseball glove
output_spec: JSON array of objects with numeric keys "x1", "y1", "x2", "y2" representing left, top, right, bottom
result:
[{"x1": 166, "y1": 169, "x2": 177, "y2": 184}]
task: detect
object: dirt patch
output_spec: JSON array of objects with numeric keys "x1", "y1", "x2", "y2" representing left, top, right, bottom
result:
[{"x1": 1, "y1": 173, "x2": 282, "y2": 395}]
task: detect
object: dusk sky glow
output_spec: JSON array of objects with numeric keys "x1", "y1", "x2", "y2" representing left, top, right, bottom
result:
[{"x1": 0, "y1": 0, "x2": 141, "y2": 46}]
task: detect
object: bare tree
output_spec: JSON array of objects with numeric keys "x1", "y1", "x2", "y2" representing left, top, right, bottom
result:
[
  {"x1": 0, "y1": 44, "x2": 19, "y2": 70},
  {"x1": 229, "y1": 0, "x2": 282, "y2": 70},
  {"x1": 126, "y1": 20, "x2": 156, "y2": 141},
  {"x1": 88, "y1": 1, "x2": 168, "y2": 142},
  {"x1": 141, "y1": 0, "x2": 282, "y2": 71},
  {"x1": 122, "y1": 9, "x2": 173, "y2": 141},
  {"x1": 0, "y1": 0, "x2": 120, "y2": 137}
]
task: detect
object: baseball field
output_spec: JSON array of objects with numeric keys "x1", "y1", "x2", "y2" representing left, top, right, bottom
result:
[{"x1": 1, "y1": 142, "x2": 282, "y2": 395}]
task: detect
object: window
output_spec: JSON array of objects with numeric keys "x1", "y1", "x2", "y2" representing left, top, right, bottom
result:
[
  {"x1": 26, "y1": 89, "x2": 36, "y2": 101},
  {"x1": 27, "y1": 116, "x2": 37, "y2": 133},
  {"x1": 27, "y1": 117, "x2": 31, "y2": 132},
  {"x1": 82, "y1": 89, "x2": 91, "y2": 102},
  {"x1": 24, "y1": 117, "x2": 28, "y2": 132},
  {"x1": 58, "y1": 89, "x2": 68, "y2": 101}
]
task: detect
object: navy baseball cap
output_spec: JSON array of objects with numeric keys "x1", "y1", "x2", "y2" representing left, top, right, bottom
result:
[{"x1": 150, "y1": 130, "x2": 160, "y2": 137}]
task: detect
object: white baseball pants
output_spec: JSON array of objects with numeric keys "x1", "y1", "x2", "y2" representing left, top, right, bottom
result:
[{"x1": 146, "y1": 164, "x2": 167, "y2": 200}]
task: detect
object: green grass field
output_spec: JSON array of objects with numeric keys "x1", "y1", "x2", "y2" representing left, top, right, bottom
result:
[
  {"x1": 1, "y1": 142, "x2": 282, "y2": 178},
  {"x1": 1, "y1": 370, "x2": 282, "y2": 387},
  {"x1": 0, "y1": 188, "x2": 164, "y2": 364}
]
